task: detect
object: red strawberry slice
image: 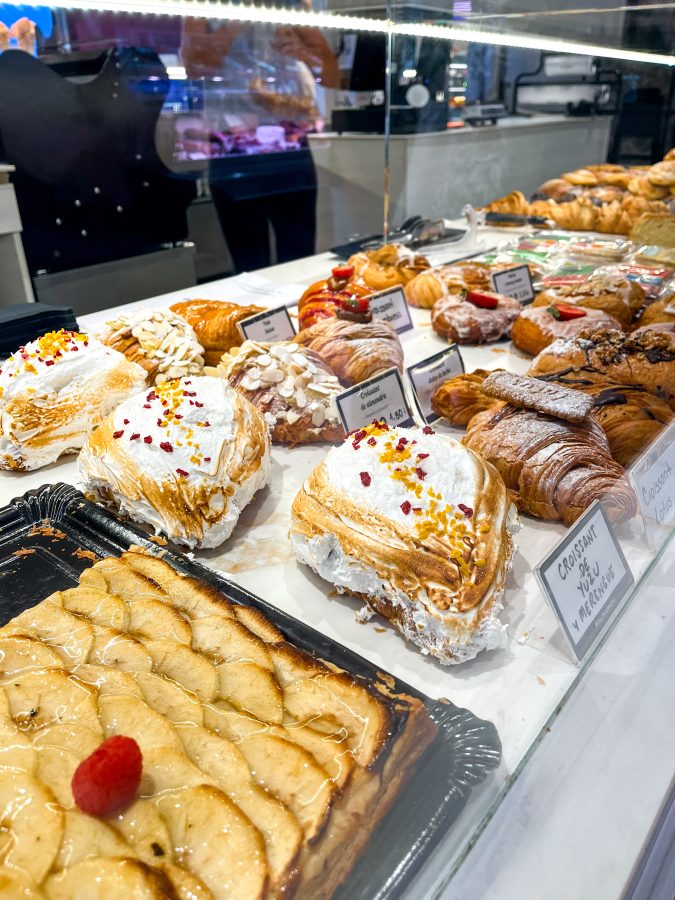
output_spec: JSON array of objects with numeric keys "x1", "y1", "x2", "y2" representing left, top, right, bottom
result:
[
  {"x1": 72, "y1": 736, "x2": 142, "y2": 817},
  {"x1": 332, "y1": 264, "x2": 355, "y2": 280},
  {"x1": 549, "y1": 303, "x2": 587, "y2": 321},
  {"x1": 465, "y1": 290, "x2": 499, "y2": 309}
]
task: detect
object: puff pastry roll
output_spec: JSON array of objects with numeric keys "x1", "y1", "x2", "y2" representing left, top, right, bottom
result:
[
  {"x1": 170, "y1": 299, "x2": 264, "y2": 366},
  {"x1": 0, "y1": 330, "x2": 146, "y2": 471},
  {"x1": 291, "y1": 421, "x2": 515, "y2": 665},
  {"x1": 464, "y1": 405, "x2": 637, "y2": 525},
  {"x1": 78, "y1": 376, "x2": 270, "y2": 548},
  {"x1": 292, "y1": 318, "x2": 403, "y2": 385}
]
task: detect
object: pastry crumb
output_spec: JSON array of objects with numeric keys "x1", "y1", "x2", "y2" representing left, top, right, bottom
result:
[
  {"x1": 537, "y1": 675, "x2": 546, "y2": 686},
  {"x1": 517, "y1": 630, "x2": 530, "y2": 644},
  {"x1": 148, "y1": 535, "x2": 168, "y2": 546},
  {"x1": 13, "y1": 548, "x2": 35, "y2": 557},
  {"x1": 373, "y1": 627, "x2": 385, "y2": 633},
  {"x1": 28, "y1": 524, "x2": 66, "y2": 539},
  {"x1": 72, "y1": 548, "x2": 98, "y2": 561},
  {"x1": 491, "y1": 347, "x2": 507, "y2": 353}
]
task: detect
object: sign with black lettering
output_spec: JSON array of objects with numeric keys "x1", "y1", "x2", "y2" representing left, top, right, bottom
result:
[
  {"x1": 238, "y1": 305, "x2": 296, "y2": 342},
  {"x1": 535, "y1": 501, "x2": 633, "y2": 661},
  {"x1": 368, "y1": 287, "x2": 414, "y2": 334},
  {"x1": 630, "y1": 421, "x2": 675, "y2": 549},
  {"x1": 406, "y1": 345, "x2": 465, "y2": 423},
  {"x1": 336, "y1": 367, "x2": 414, "y2": 432},
  {"x1": 490, "y1": 265, "x2": 535, "y2": 304}
]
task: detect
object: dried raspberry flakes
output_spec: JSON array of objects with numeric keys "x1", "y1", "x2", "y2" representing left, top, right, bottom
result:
[
  {"x1": 157, "y1": 419, "x2": 163, "y2": 427},
  {"x1": 144, "y1": 436, "x2": 153, "y2": 444},
  {"x1": 195, "y1": 401, "x2": 204, "y2": 408},
  {"x1": 183, "y1": 391, "x2": 197, "y2": 397},
  {"x1": 71, "y1": 736, "x2": 142, "y2": 817},
  {"x1": 123, "y1": 419, "x2": 129, "y2": 425},
  {"x1": 416, "y1": 453, "x2": 429, "y2": 460},
  {"x1": 159, "y1": 442, "x2": 173, "y2": 453},
  {"x1": 130, "y1": 433, "x2": 140, "y2": 441},
  {"x1": 360, "y1": 471, "x2": 371, "y2": 487},
  {"x1": 176, "y1": 468, "x2": 189, "y2": 477},
  {"x1": 45, "y1": 360, "x2": 55, "y2": 367},
  {"x1": 143, "y1": 404, "x2": 151, "y2": 409},
  {"x1": 146, "y1": 391, "x2": 157, "y2": 401},
  {"x1": 112, "y1": 430, "x2": 124, "y2": 439},
  {"x1": 458, "y1": 503, "x2": 473, "y2": 517},
  {"x1": 414, "y1": 468, "x2": 427, "y2": 480},
  {"x1": 203, "y1": 457, "x2": 211, "y2": 463},
  {"x1": 401, "y1": 500, "x2": 412, "y2": 515},
  {"x1": 423, "y1": 426, "x2": 434, "y2": 435},
  {"x1": 367, "y1": 437, "x2": 377, "y2": 446}
]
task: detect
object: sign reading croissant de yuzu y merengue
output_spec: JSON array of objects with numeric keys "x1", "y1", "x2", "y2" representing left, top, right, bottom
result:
[
  {"x1": 238, "y1": 305, "x2": 296, "y2": 342},
  {"x1": 336, "y1": 368, "x2": 415, "y2": 432},
  {"x1": 406, "y1": 345, "x2": 465, "y2": 423},
  {"x1": 629, "y1": 419, "x2": 675, "y2": 548},
  {"x1": 535, "y1": 501, "x2": 634, "y2": 662}
]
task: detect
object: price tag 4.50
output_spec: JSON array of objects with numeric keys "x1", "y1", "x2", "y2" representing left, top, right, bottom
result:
[
  {"x1": 238, "y1": 305, "x2": 296, "y2": 342},
  {"x1": 490, "y1": 265, "x2": 535, "y2": 304},
  {"x1": 407, "y1": 345, "x2": 465, "y2": 423},
  {"x1": 535, "y1": 501, "x2": 633, "y2": 662},
  {"x1": 335, "y1": 368, "x2": 414, "y2": 433}
]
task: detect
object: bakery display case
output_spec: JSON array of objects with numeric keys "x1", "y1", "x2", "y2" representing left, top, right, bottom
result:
[{"x1": 0, "y1": 1, "x2": 674, "y2": 898}]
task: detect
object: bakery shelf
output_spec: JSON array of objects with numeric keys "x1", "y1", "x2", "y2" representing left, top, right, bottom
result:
[{"x1": 0, "y1": 222, "x2": 670, "y2": 898}]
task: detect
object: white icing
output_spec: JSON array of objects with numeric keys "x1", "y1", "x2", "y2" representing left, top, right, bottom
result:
[
  {"x1": 0, "y1": 331, "x2": 146, "y2": 470},
  {"x1": 77, "y1": 376, "x2": 270, "y2": 549}
]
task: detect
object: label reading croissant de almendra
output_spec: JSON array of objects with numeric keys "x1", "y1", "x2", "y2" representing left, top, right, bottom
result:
[
  {"x1": 238, "y1": 305, "x2": 296, "y2": 342},
  {"x1": 335, "y1": 367, "x2": 415, "y2": 433},
  {"x1": 406, "y1": 345, "x2": 465, "y2": 423},
  {"x1": 368, "y1": 287, "x2": 414, "y2": 334},
  {"x1": 490, "y1": 265, "x2": 535, "y2": 304},
  {"x1": 535, "y1": 501, "x2": 634, "y2": 662},
  {"x1": 629, "y1": 420, "x2": 675, "y2": 548}
]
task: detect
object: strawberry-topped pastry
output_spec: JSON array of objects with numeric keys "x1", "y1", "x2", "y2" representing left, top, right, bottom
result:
[
  {"x1": 511, "y1": 303, "x2": 622, "y2": 356},
  {"x1": 298, "y1": 265, "x2": 372, "y2": 330},
  {"x1": 431, "y1": 289, "x2": 522, "y2": 344}
]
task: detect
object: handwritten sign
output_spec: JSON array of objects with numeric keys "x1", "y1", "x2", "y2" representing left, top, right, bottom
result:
[
  {"x1": 368, "y1": 287, "x2": 414, "y2": 334},
  {"x1": 238, "y1": 306, "x2": 296, "y2": 342},
  {"x1": 630, "y1": 421, "x2": 675, "y2": 549},
  {"x1": 406, "y1": 345, "x2": 465, "y2": 423},
  {"x1": 336, "y1": 368, "x2": 414, "y2": 432},
  {"x1": 536, "y1": 501, "x2": 633, "y2": 661},
  {"x1": 491, "y1": 265, "x2": 535, "y2": 304}
]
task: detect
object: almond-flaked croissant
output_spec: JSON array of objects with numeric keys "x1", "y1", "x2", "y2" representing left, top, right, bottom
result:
[
  {"x1": 292, "y1": 318, "x2": 403, "y2": 385},
  {"x1": 463, "y1": 405, "x2": 637, "y2": 525},
  {"x1": 171, "y1": 299, "x2": 265, "y2": 367}
]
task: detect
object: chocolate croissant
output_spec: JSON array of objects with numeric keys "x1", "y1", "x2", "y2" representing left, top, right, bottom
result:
[
  {"x1": 171, "y1": 299, "x2": 264, "y2": 367},
  {"x1": 292, "y1": 318, "x2": 403, "y2": 385},
  {"x1": 464, "y1": 405, "x2": 637, "y2": 525}
]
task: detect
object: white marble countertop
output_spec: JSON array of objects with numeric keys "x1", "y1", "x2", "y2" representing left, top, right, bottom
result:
[{"x1": 0, "y1": 223, "x2": 670, "y2": 897}]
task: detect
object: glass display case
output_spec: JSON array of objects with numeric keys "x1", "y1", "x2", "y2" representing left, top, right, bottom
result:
[{"x1": 0, "y1": 2, "x2": 673, "y2": 898}]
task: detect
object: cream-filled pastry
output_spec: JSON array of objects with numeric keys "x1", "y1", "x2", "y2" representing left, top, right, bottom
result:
[
  {"x1": 98, "y1": 308, "x2": 205, "y2": 384},
  {"x1": 78, "y1": 376, "x2": 270, "y2": 548},
  {"x1": 0, "y1": 329, "x2": 146, "y2": 471},
  {"x1": 291, "y1": 420, "x2": 516, "y2": 665}
]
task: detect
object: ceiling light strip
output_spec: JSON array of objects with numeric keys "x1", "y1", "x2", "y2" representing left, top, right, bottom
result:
[{"x1": 2, "y1": 0, "x2": 673, "y2": 65}]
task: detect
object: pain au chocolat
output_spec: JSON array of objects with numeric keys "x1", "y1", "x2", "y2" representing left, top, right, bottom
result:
[
  {"x1": 78, "y1": 376, "x2": 270, "y2": 549},
  {"x1": 291, "y1": 421, "x2": 515, "y2": 665},
  {"x1": 0, "y1": 550, "x2": 433, "y2": 899}
]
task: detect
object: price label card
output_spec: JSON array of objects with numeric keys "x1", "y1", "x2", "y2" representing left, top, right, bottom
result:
[
  {"x1": 406, "y1": 345, "x2": 465, "y2": 423},
  {"x1": 490, "y1": 265, "x2": 535, "y2": 304},
  {"x1": 536, "y1": 501, "x2": 633, "y2": 662},
  {"x1": 238, "y1": 306, "x2": 296, "y2": 342},
  {"x1": 630, "y1": 421, "x2": 675, "y2": 548},
  {"x1": 336, "y1": 367, "x2": 414, "y2": 432},
  {"x1": 368, "y1": 287, "x2": 414, "y2": 334}
]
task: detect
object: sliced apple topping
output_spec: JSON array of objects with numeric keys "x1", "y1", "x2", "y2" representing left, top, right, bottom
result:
[
  {"x1": 143, "y1": 642, "x2": 217, "y2": 702},
  {"x1": 0, "y1": 772, "x2": 63, "y2": 883},
  {"x1": 54, "y1": 810, "x2": 136, "y2": 870},
  {"x1": 190, "y1": 617, "x2": 273, "y2": 670},
  {"x1": 217, "y1": 662, "x2": 283, "y2": 724},
  {"x1": 133, "y1": 673, "x2": 204, "y2": 727},
  {"x1": 44, "y1": 857, "x2": 173, "y2": 899},
  {"x1": 0, "y1": 636, "x2": 64, "y2": 678},
  {"x1": 60, "y1": 587, "x2": 128, "y2": 631},
  {"x1": 4, "y1": 605, "x2": 93, "y2": 666},
  {"x1": 1, "y1": 670, "x2": 101, "y2": 734},
  {"x1": 89, "y1": 627, "x2": 152, "y2": 673}
]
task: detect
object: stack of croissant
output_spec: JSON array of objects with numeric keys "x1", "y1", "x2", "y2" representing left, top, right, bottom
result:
[{"x1": 482, "y1": 151, "x2": 675, "y2": 236}]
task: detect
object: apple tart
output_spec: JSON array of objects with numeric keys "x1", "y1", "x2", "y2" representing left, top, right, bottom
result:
[
  {"x1": 0, "y1": 330, "x2": 146, "y2": 471},
  {"x1": 0, "y1": 550, "x2": 433, "y2": 899},
  {"x1": 291, "y1": 421, "x2": 516, "y2": 665},
  {"x1": 78, "y1": 376, "x2": 270, "y2": 549}
]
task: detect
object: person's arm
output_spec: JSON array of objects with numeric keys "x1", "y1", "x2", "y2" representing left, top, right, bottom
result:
[{"x1": 272, "y1": 25, "x2": 339, "y2": 88}]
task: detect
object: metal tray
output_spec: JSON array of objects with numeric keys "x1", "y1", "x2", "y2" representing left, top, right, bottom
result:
[{"x1": 0, "y1": 482, "x2": 502, "y2": 900}]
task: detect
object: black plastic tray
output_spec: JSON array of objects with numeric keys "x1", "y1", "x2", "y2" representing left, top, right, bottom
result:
[{"x1": 0, "y1": 483, "x2": 502, "y2": 900}]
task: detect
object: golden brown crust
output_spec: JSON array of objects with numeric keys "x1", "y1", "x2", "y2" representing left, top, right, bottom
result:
[
  {"x1": 431, "y1": 370, "x2": 499, "y2": 427},
  {"x1": 482, "y1": 190, "x2": 530, "y2": 216},
  {"x1": 292, "y1": 318, "x2": 403, "y2": 385},
  {"x1": 347, "y1": 244, "x2": 430, "y2": 292},
  {"x1": 171, "y1": 299, "x2": 265, "y2": 366},
  {"x1": 511, "y1": 306, "x2": 622, "y2": 356},
  {"x1": 532, "y1": 275, "x2": 643, "y2": 330},
  {"x1": 636, "y1": 295, "x2": 675, "y2": 328},
  {"x1": 463, "y1": 406, "x2": 637, "y2": 525},
  {"x1": 527, "y1": 327, "x2": 675, "y2": 409},
  {"x1": 562, "y1": 168, "x2": 598, "y2": 186}
]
